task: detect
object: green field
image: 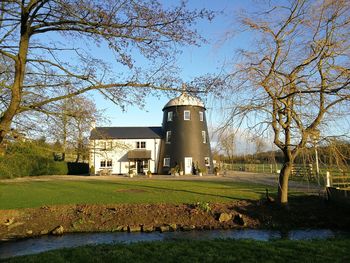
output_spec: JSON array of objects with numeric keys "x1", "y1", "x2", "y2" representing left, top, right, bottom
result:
[
  {"x1": 0, "y1": 179, "x2": 275, "y2": 209},
  {"x1": 3, "y1": 239, "x2": 350, "y2": 263}
]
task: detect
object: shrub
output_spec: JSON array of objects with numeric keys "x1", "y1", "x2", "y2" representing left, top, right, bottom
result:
[{"x1": 0, "y1": 141, "x2": 68, "y2": 179}]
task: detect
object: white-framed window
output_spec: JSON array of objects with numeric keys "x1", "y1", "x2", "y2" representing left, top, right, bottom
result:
[
  {"x1": 163, "y1": 157, "x2": 170, "y2": 167},
  {"x1": 166, "y1": 131, "x2": 171, "y2": 143},
  {"x1": 199, "y1": 111, "x2": 204, "y2": 121},
  {"x1": 184, "y1": 110, "x2": 191, "y2": 120},
  {"x1": 167, "y1": 111, "x2": 173, "y2": 121},
  {"x1": 202, "y1": 131, "x2": 207, "y2": 143},
  {"x1": 136, "y1": 141, "x2": 146, "y2": 148},
  {"x1": 204, "y1": 157, "x2": 210, "y2": 166},
  {"x1": 101, "y1": 160, "x2": 112, "y2": 168}
]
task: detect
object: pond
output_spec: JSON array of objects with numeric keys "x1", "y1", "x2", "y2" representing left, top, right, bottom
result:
[{"x1": 1, "y1": 229, "x2": 349, "y2": 259}]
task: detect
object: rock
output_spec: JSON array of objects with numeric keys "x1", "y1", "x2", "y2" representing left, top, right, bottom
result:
[
  {"x1": 26, "y1": 230, "x2": 33, "y2": 235},
  {"x1": 40, "y1": 230, "x2": 49, "y2": 235},
  {"x1": 142, "y1": 225, "x2": 154, "y2": 232},
  {"x1": 218, "y1": 212, "x2": 232, "y2": 223},
  {"x1": 51, "y1": 225, "x2": 64, "y2": 235},
  {"x1": 7, "y1": 222, "x2": 24, "y2": 230},
  {"x1": 3, "y1": 218, "x2": 14, "y2": 226},
  {"x1": 182, "y1": 225, "x2": 196, "y2": 231},
  {"x1": 159, "y1": 225, "x2": 170, "y2": 233},
  {"x1": 128, "y1": 225, "x2": 141, "y2": 232},
  {"x1": 169, "y1": 223, "x2": 177, "y2": 231},
  {"x1": 233, "y1": 214, "x2": 245, "y2": 226},
  {"x1": 113, "y1": 226, "x2": 124, "y2": 232}
]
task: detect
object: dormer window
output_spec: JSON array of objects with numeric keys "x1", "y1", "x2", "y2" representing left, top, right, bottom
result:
[
  {"x1": 167, "y1": 111, "x2": 173, "y2": 121},
  {"x1": 184, "y1": 110, "x2": 191, "y2": 120}
]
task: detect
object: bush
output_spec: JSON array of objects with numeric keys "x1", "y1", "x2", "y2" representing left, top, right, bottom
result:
[{"x1": 0, "y1": 141, "x2": 68, "y2": 179}]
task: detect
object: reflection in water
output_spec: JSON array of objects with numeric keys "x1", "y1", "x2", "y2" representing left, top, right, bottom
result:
[{"x1": 0, "y1": 229, "x2": 348, "y2": 259}]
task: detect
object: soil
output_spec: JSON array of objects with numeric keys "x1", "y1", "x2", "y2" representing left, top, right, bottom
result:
[{"x1": 1, "y1": 196, "x2": 350, "y2": 241}]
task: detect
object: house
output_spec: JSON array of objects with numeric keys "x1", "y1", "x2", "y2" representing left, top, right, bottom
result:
[{"x1": 89, "y1": 91, "x2": 213, "y2": 175}]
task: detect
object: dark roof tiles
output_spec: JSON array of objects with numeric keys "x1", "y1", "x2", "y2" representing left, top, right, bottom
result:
[{"x1": 90, "y1": 126, "x2": 163, "y2": 140}]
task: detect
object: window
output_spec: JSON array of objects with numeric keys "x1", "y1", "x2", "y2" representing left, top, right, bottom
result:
[
  {"x1": 166, "y1": 131, "x2": 171, "y2": 143},
  {"x1": 204, "y1": 157, "x2": 210, "y2": 167},
  {"x1": 199, "y1": 111, "x2": 204, "y2": 121},
  {"x1": 163, "y1": 158, "x2": 170, "y2": 167},
  {"x1": 167, "y1": 111, "x2": 173, "y2": 121},
  {"x1": 202, "y1": 131, "x2": 207, "y2": 143},
  {"x1": 136, "y1": 141, "x2": 146, "y2": 148},
  {"x1": 184, "y1": 110, "x2": 191, "y2": 120},
  {"x1": 100, "y1": 160, "x2": 112, "y2": 168}
]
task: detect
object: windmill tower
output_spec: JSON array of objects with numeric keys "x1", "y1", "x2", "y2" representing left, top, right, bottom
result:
[{"x1": 158, "y1": 85, "x2": 213, "y2": 174}]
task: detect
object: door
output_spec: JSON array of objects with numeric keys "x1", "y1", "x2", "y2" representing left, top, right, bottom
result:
[
  {"x1": 184, "y1": 157, "x2": 192, "y2": 174},
  {"x1": 137, "y1": 160, "x2": 143, "y2": 174}
]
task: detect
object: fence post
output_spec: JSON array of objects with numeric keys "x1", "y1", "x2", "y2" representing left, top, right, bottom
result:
[{"x1": 326, "y1": 171, "x2": 331, "y2": 187}]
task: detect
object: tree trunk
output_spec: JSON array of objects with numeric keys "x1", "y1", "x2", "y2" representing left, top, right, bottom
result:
[
  {"x1": 0, "y1": 9, "x2": 30, "y2": 149},
  {"x1": 277, "y1": 161, "x2": 293, "y2": 205}
]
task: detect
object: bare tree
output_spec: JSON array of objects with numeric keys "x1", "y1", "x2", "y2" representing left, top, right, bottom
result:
[
  {"x1": 47, "y1": 94, "x2": 100, "y2": 162},
  {"x1": 215, "y1": 0, "x2": 350, "y2": 205},
  {"x1": 0, "y1": 0, "x2": 213, "y2": 149}
]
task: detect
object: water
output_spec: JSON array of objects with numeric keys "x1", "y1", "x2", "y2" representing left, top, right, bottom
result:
[{"x1": 0, "y1": 229, "x2": 349, "y2": 259}]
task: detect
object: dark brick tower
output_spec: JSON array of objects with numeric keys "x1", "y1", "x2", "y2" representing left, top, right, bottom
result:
[{"x1": 158, "y1": 90, "x2": 213, "y2": 174}]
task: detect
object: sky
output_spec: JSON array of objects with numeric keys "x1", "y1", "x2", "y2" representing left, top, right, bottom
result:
[{"x1": 92, "y1": 0, "x2": 253, "y2": 128}]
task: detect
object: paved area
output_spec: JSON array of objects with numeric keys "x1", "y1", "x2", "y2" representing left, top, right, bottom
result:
[{"x1": 1, "y1": 171, "x2": 323, "y2": 193}]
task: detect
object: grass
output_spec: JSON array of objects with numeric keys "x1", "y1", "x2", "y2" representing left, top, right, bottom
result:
[
  {"x1": 2, "y1": 239, "x2": 350, "y2": 263},
  {"x1": 0, "y1": 179, "x2": 276, "y2": 209}
]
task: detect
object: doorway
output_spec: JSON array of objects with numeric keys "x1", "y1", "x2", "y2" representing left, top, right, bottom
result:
[{"x1": 184, "y1": 157, "x2": 192, "y2": 174}]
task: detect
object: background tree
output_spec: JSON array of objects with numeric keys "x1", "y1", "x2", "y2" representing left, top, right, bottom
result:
[
  {"x1": 47, "y1": 94, "x2": 100, "y2": 162},
  {"x1": 0, "y1": 0, "x2": 213, "y2": 149},
  {"x1": 214, "y1": 0, "x2": 350, "y2": 205}
]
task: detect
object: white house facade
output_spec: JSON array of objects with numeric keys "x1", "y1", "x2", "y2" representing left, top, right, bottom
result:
[{"x1": 89, "y1": 127, "x2": 162, "y2": 175}]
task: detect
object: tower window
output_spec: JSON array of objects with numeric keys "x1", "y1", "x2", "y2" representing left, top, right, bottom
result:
[
  {"x1": 167, "y1": 111, "x2": 173, "y2": 121},
  {"x1": 163, "y1": 158, "x2": 170, "y2": 167},
  {"x1": 202, "y1": 131, "x2": 207, "y2": 143},
  {"x1": 184, "y1": 110, "x2": 191, "y2": 120},
  {"x1": 166, "y1": 131, "x2": 171, "y2": 143},
  {"x1": 199, "y1": 111, "x2": 204, "y2": 121}
]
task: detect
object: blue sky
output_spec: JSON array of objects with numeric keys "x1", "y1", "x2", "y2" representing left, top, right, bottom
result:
[{"x1": 93, "y1": 0, "x2": 253, "y2": 128}]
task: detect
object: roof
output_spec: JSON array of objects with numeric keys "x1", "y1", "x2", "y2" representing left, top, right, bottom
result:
[
  {"x1": 90, "y1": 127, "x2": 163, "y2": 140},
  {"x1": 127, "y1": 149, "x2": 152, "y2": 159},
  {"x1": 163, "y1": 92, "x2": 205, "y2": 109}
]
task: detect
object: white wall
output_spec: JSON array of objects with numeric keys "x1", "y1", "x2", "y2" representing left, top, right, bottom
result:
[{"x1": 89, "y1": 138, "x2": 161, "y2": 175}]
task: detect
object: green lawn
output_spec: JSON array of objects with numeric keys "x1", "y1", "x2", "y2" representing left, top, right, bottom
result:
[
  {"x1": 3, "y1": 239, "x2": 350, "y2": 263},
  {"x1": 0, "y1": 179, "x2": 274, "y2": 209}
]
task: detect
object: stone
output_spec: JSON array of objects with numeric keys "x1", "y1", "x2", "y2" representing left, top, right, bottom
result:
[
  {"x1": 40, "y1": 230, "x2": 49, "y2": 235},
  {"x1": 159, "y1": 225, "x2": 170, "y2": 233},
  {"x1": 3, "y1": 218, "x2": 14, "y2": 226},
  {"x1": 182, "y1": 225, "x2": 196, "y2": 231},
  {"x1": 122, "y1": 226, "x2": 128, "y2": 232},
  {"x1": 128, "y1": 225, "x2": 141, "y2": 232},
  {"x1": 233, "y1": 214, "x2": 245, "y2": 226},
  {"x1": 218, "y1": 212, "x2": 232, "y2": 223},
  {"x1": 142, "y1": 225, "x2": 154, "y2": 232},
  {"x1": 169, "y1": 223, "x2": 177, "y2": 231},
  {"x1": 114, "y1": 226, "x2": 124, "y2": 232},
  {"x1": 26, "y1": 230, "x2": 33, "y2": 235},
  {"x1": 51, "y1": 225, "x2": 64, "y2": 235}
]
